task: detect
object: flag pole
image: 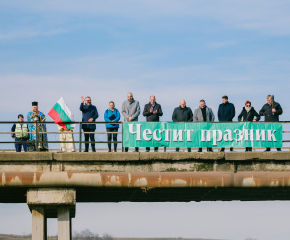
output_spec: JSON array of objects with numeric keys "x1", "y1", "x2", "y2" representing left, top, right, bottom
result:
[{"x1": 41, "y1": 114, "x2": 49, "y2": 122}]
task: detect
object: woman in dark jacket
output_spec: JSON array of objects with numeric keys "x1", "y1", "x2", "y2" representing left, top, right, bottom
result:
[{"x1": 238, "y1": 101, "x2": 260, "y2": 152}]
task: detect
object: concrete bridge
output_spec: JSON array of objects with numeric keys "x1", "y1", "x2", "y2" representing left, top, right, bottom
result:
[{"x1": 1, "y1": 151, "x2": 290, "y2": 239}]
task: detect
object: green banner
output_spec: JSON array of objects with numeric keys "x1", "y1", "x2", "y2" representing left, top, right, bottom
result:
[{"x1": 122, "y1": 122, "x2": 283, "y2": 148}]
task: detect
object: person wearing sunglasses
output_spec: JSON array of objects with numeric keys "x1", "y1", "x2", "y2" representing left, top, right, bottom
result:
[{"x1": 238, "y1": 101, "x2": 260, "y2": 151}]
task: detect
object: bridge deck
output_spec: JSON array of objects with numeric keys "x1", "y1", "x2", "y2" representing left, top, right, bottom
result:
[{"x1": 1, "y1": 152, "x2": 290, "y2": 202}]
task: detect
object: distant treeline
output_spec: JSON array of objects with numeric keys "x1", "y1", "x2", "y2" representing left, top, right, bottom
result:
[
  {"x1": 0, "y1": 232, "x2": 257, "y2": 240},
  {"x1": 73, "y1": 229, "x2": 113, "y2": 240}
]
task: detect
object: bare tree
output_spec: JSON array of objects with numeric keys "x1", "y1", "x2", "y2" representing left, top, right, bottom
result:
[
  {"x1": 103, "y1": 233, "x2": 113, "y2": 240},
  {"x1": 73, "y1": 229, "x2": 100, "y2": 240}
]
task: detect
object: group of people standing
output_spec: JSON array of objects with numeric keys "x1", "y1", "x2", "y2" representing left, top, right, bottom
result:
[
  {"x1": 79, "y1": 93, "x2": 283, "y2": 153},
  {"x1": 11, "y1": 94, "x2": 283, "y2": 153},
  {"x1": 11, "y1": 101, "x2": 49, "y2": 152}
]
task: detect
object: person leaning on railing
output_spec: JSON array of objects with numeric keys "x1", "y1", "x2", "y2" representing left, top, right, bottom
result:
[
  {"x1": 259, "y1": 95, "x2": 283, "y2": 152},
  {"x1": 143, "y1": 95, "x2": 163, "y2": 152},
  {"x1": 218, "y1": 95, "x2": 235, "y2": 152},
  {"x1": 104, "y1": 101, "x2": 121, "y2": 152},
  {"x1": 172, "y1": 99, "x2": 193, "y2": 152},
  {"x1": 193, "y1": 99, "x2": 215, "y2": 152},
  {"x1": 238, "y1": 100, "x2": 260, "y2": 152},
  {"x1": 80, "y1": 96, "x2": 99, "y2": 152},
  {"x1": 11, "y1": 114, "x2": 29, "y2": 152},
  {"x1": 122, "y1": 92, "x2": 140, "y2": 152}
]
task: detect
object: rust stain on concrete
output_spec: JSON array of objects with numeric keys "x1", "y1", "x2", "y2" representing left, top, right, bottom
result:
[
  {"x1": 4, "y1": 172, "x2": 35, "y2": 185},
  {"x1": 2, "y1": 171, "x2": 290, "y2": 188}
]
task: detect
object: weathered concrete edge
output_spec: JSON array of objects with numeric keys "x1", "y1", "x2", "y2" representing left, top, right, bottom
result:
[
  {"x1": 139, "y1": 152, "x2": 225, "y2": 161},
  {"x1": 0, "y1": 151, "x2": 290, "y2": 162},
  {"x1": 225, "y1": 152, "x2": 290, "y2": 161},
  {"x1": 53, "y1": 152, "x2": 140, "y2": 161},
  {"x1": 0, "y1": 152, "x2": 53, "y2": 161}
]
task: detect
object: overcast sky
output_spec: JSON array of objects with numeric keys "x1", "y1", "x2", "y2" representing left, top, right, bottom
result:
[{"x1": 0, "y1": 1, "x2": 290, "y2": 239}]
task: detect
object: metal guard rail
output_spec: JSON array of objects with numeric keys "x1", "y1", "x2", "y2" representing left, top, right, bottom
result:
[{"x1": 1, "y1": 121, "x2": 290, "y2": 152}]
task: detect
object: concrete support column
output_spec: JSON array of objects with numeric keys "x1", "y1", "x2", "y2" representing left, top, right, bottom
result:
[
  {"x1": 58, "y1": 206, "x2": 72, "y2": 240},
  {"x1": 31, "y1": 206, "x2": 47, "y2": 240}
]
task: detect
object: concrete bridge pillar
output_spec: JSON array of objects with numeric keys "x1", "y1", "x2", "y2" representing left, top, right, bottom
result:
[
  {"x1": 58, "y1": 206, "x2": 72, "y2": 240},
  {"x1": 31, "y1": 206, "x2": 47, "y2": 240},
  {"x1": 27, "y1": 188, "x2": 76, "y2": 240}
]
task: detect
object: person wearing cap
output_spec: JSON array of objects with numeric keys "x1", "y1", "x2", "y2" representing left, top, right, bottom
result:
[
  {"x1": 27, "y1": 101, "x2": 49, "y2": 151},
  {"x1": 218, "y1": 95, "x2": 235, "y2": 152},
  {"x1": 193, "y1": 99, "x2": 215, "y2": 152},
  {"x1": 259, "y1": 95, "x2": 283, "y2": 151},
  {"x1": 238, "y1": 101, "x2": 260, "y2": 152},
  {"x1": 11, "y1": 114, "x2": 29, "y2": 152}
]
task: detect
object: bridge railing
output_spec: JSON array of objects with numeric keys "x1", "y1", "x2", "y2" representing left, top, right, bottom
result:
[{"x1": 0, "y1": 121, "x2": 289, "y2": 152}]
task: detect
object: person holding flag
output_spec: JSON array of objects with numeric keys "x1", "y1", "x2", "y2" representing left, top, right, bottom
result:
[{"x1": 48, "y1": 97, "x2": 76, "y2": 152}]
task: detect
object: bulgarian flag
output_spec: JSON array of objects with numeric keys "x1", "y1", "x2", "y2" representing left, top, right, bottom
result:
[{"x1": 48, "y1": 97, "x2": 75, "y2": 130}]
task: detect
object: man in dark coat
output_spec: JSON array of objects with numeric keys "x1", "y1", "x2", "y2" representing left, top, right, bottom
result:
[
  {"x1": 259, "y1": 95, "x2": 283, "y2": 151},
  {"x1": 143, "y1": 95, "x2": 163, "y2": 152},
  {"x1": 218, "y1": 95, "x2": 235, "y2": 152},
  {"x1": 238, "y1": 100, "x2": 260, "y2": 152},
  {"x1": 80, "y1": 96, "x2": 99, "y2": 152},
  {"x1": 172, "y1": 99, "x2": 193, "y2": 152}
]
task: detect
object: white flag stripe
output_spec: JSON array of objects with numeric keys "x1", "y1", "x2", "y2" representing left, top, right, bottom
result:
[{"x1": 57, "y1": 97, "x2": 75, "y2": 122}]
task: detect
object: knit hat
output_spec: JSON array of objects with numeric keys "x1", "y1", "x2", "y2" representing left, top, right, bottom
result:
[{"x1": 245, "y1": 101, "x2": 251, "y2": 106}]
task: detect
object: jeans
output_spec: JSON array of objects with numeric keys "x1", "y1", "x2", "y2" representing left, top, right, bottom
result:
[
  {"x1": 146, "y1": 147, "x2": 158, "y2": 152},
  {"x1": 107, "y1": 128, "x2": 118, "y2": 151},
  {"x1": 83, "y1": 128, "x2": 95, "y2": 152},
  {"x1": 15, "y1": 138, "x2": 28, "y2": 152}
]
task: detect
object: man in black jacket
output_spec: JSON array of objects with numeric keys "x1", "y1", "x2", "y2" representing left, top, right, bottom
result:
[
  {"x1": 218, "y1": 95, "x2": 235, "y2": 152},
  {"x1": 143, "y1": 96, "x2": 163, "y2": 152},
  {"x1": 259, "y1": 95, "x2": 283, "y2": 151},
  {"x1": 172, "y1": 99, "x2": 193, "y2": 152},
  {"x1": 80, "y1": 96, "x2": 99, "y2": 152}
]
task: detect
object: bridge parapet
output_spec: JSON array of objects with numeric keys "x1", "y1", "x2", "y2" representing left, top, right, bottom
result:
[{"x1": 1, "y1": 152, "x2": 290, "y2": 173}]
